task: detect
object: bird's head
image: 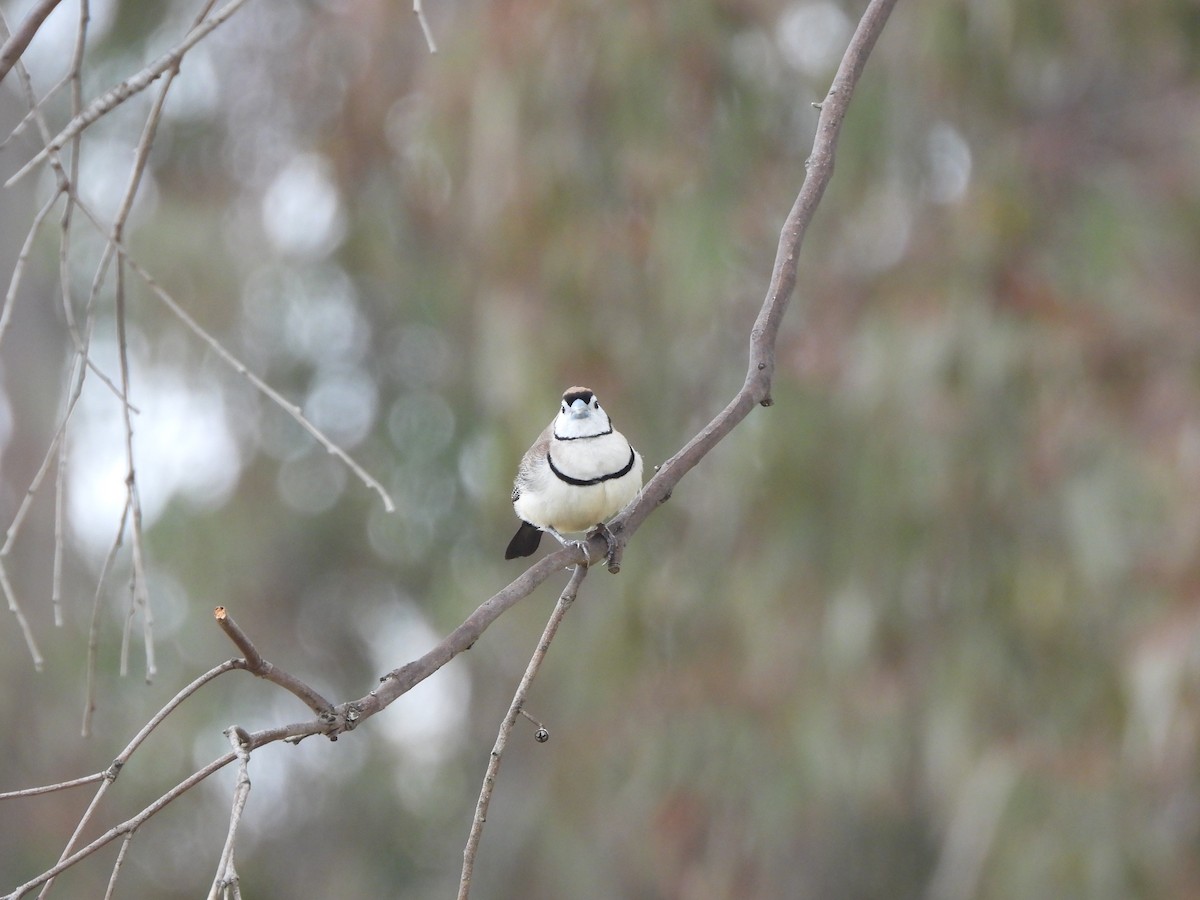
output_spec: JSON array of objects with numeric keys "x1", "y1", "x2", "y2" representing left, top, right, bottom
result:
[{"x1": 554, "y1": 386, "x2": 612, "y2": 438}]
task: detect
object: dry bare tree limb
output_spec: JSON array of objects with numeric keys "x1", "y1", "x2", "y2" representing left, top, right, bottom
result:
[
  {"x1": 117, "y1": 250, "x2": 398, "y2": 512},
  {"x1": 0, "y1": 0, "x2": 63, "y2": 85},
  {"x1": 5, "y1": 0, "x2": 256, "y2": 187},
  {"x1": 0, "y1": 772, "x2": 104, "y2": 801},
  {"x1": 0, "y1": 70, "x2": 72, "y2": 150},
  {"x1": 3, "y1": 716, "x2": 324, "y2": 898},
  {"x1": 77, "y1": 2, "x2": 213, "y2": 677},
  {"x1": 50, "y1": 436, "x2": 67, "y2": 627},
  {"x1": 606, "y1": 0, "x2": 900, "y2": 552},
  {"x1": 458, "y1": 564, "x2": 587, "y2": 900},
  {"x1": 102, "y1": 831, "x2": 135, "y2": 900},
  {"x1": 0, "y1": 557, "x2": 43, "y2": 669},
  {"x1": 207, "y1": 727, "x2": 252, "y2": 900},
  {"x1": 32, "y1": 660, "x2": 242, "y2": 897},
  {"x1": 3, "y1": 749, "x2": 239, "y2": 900},
  {"x1": 113, "y1": 253, "x2": 156, "y2": 684},
  {"x1": 40, "y1": 773, "x2": 113, "y2": 899},
  {"x1": 214, "y1": 607, "x2": 336, "y2": 716},
  {"x1": 1, "y1": 395, "x2": 67, "y2": 557},
  {"x1": 47, "y1": 0, "x2": 89, "y2": 631}
]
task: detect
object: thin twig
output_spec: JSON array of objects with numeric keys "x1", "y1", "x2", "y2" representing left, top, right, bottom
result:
[
  {"x1": 0, "y1": 190, "x2": 58, "y2": 347},
  {"x1": 604, "y1": 0, "x2": 900, "y2": 551},
  {"x1": 50, "y1": 435, "x2": 67, "y2": 628},
  {"x1": 2, "y1": 719, "x2": 315, "y2": 899},
  {"x1": 0, "y1": 557, "x2": 43, "y2": 670},
  {"x1": 207, "y1": 727, "x2": 252, "y2": 900},
  {"x1": 112, "y1": 248, "x2": 156, "y2": 684},
  {"x1": 5, "y1": 0, "x2": 256, "y2": 187},
  {"x1": 46, "y1": 0, "x2": 90, "y2": 635},
  {"x1": 101, "y1": 831, "x2": 135, "y2": 900},
  {"x1": 0, "y1": 0, "x2": 63, "y2": 85},
  {"x1": 121, "y1": 253, "x2": 397, "y2": 512},
  {"x1": 0, "y1": 772, "x2": 104, "y2": 801},
  {"x1": 50, "y1": 182, "x2": 395, "y2": 512},
  {"x1": 39, "y1": 776, "x2": 113, "y2": 900},
  {"x1": 83, "y1": 498, "x2": 132, "y2": 737},
  {"x1": 35, "y1": 660, "x2": 242, "y2": 898},
  {"x1": 2, "y1": 411, "x2": 66, "y2": 557},
  {"x1": 0, "y1": 71, "x2": 71, "y2": 150},
  {"x1": 4, "y1": 750, "x2": 239, "y2": 900},
  {"x1": 215, "y1": 607, "x2": 335, "y2": 715},
  {"x1": 458, "y1": 565, "x2": 587, "y2": 900}
]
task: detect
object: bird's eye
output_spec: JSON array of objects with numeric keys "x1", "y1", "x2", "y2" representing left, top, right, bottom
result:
[{"x1": 591, "y1": 399, "x2": 598, "y2": 408}]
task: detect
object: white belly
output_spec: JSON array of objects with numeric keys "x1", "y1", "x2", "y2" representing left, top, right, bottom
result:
[{"x1": 514, "y1": 434, "x2": 643, "y2": 533}]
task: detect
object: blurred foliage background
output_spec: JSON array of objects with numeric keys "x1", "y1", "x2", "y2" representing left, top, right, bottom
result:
[{"x1": 2, "y1": 0, "x2": 1200, "y2": 896}]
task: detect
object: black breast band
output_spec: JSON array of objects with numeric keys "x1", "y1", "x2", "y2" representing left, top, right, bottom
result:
[{"x1": 547, "y1": 447, "x2": 635, "y2": 487}]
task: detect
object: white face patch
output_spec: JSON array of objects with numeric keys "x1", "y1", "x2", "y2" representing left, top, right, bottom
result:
[{"x1": 553, "y1": 402, "x2": 612, "y2": 440}]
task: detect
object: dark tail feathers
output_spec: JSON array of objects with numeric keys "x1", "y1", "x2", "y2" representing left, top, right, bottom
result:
[{"x1": 505, "y1": 521, "x2": 542, "y2": 559}]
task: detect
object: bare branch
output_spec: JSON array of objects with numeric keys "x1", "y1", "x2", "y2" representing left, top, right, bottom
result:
[
  {"x1": 207, "y1": 727, "x2": 252, "y2": 900},
  {"x1": 2, "y1": 719, "x2": 316, "y2": 899},
  {"x1": 0, "y1": 0, "x2": 63, "y2": 85},
  {"x1": 112, "y1": 255, "x2": 156, "y2": 684},
  {"x1": 83, "y1": 498, "x2": 132, "y2": 736},
  {"x1": 30, "y1": 134, "x2": 398, "y2": 515},
  {"x1": 4, "y1": 750, "x2": 238, "y2": 900},
  {"x1": 459, "y1": 565, "x2": 587, "y2": 900},
  {"x1": 215, "y1": 607, "x2": 335, "y2": 715},
  {"x1": 5, "y1": 0, "x2": 256, "y2": 186},
  {"x1": 102, "y1": 832, "x2": 135, "y2": 900},
  {"x1": 0, "y1": 772, "x2": 104, "y2": 801},
  {"x1": 120, "y1": 252, "x2": 397, "y2": 512},
  {"x1": 31, "y1": 661, "x2": 241, "y2": 897},
  {"x1": 0, "y1": 557, "x2": 43, "y2": 670},
  {"x1": 598, "y1": 0, "x2": 900, "y2": 555},
  {"x1": 0, "y1": 191, "x2": 58, "y2": 347}
]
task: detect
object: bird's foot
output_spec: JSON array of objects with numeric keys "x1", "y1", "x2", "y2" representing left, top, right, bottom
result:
[
  {"x1": 545, "y1": 527, "x2": 593, "y2": 568},
  {"x1": 587, "y1": 522, "x2": 622, "y2": 573}
]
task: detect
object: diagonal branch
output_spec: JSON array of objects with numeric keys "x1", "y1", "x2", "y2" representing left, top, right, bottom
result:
[
  {"x1": 591, "y1": 0, "x2": 900, "y2": 555},
  {"x1": 215, "y1": 607, "x2": 335, "y2": 716},
  {"x1": 0, "y1": 0, "x2": 63, "y2": 85}
]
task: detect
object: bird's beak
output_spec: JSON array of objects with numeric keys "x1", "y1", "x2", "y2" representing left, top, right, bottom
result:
[{"x1": 569, "y1": 398, "x2": 589, "y2": 418}]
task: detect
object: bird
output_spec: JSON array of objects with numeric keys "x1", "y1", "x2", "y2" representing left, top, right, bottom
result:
[{"x1": 505, "y1": 386, "x2": 643, "y2": 565}]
